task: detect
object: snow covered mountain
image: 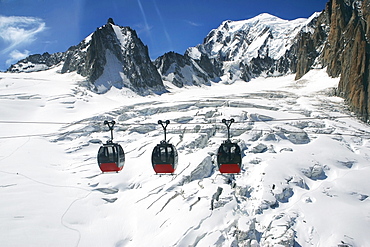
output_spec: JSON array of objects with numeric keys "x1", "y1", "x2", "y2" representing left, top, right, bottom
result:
[
  {"x1": 186, "y1": 13, "x2": 321, "y2": 82},
  {"x1": 7, "y1": 18, "x2": 165, "y2": 95},
  {"x1": 196, "y1": 13, "x2": 317, "y2": 62},
  {"x1": 154, "y1": 12, "x2": 325, "y2": 87},
  {"x1": 1, "y1": 67, "x2": 369, "y2": 246},
  {"x1": 7, "y1": 13, "x2": 322, "y2": 91},
  {"x1": 160, "y1": 0, "x2": 370, "y2": 123},
  {"x1": 154, "y1": 51, "x2": 221, "y2": 87}
]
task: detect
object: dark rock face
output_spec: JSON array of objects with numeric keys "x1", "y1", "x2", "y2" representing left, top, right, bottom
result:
[
  {"x1": 322, "y1": 0, "x2": 354, "y2": 77},
  {"x1": 107, "y1": 18, "x2": 115, "y2": 25},
  {"x1": 193, "y1": 52, "x2": 223, "y2": 79},
  {"x1": 294, "y1": 12, "x2": 329, "y2": 80},
  {"x1": 7, "y1": 52, "x2": 64, "y2": 72},
  {"x1": 61, "y1": 20, "x2": 165, "y2": 94},
  {"x1": 333, "y1": 0, "x2": 370, "y2": 121},
  {"x1": 60, "y1": 39, "x2": 90, "y2": 77},
  {"x1": 154, "y1": 51, "x2": 189, "y2": 87},
  {"x1": 309, "y1": 0, "x2": 370, "y2": 121},
  {"x1": 154, "y1": 51, "x2": 221, "y2": 87},
  {"x1": 287, "y1": 0, "x2": 370, "y2": 122}
]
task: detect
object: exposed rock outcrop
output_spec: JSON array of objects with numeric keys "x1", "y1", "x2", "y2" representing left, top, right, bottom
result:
[
  {"x1": 301, "y1": 0, "x2": 370, "y2": 121},
  {"x1": 7, "y1": 52, "x2": 64, "y2": 72},
  {"x1": 333, "y1": 0, "x2": 370, "y2": 121},
  {"x1": 294, "y1": 11, "x2": 329, "y2": 79},
  {"x1": 290, "y1": 0, "x2": 370, "y2": 122},
  {"x1": 154, "y1": 51, "x2": 221, "y2": 87},
  {"x1": 61, "y1": 19, "x2": 165, "y2": 94},
  {"x1": 8, "y1": 18, "x2": 165, "y2": 95}
]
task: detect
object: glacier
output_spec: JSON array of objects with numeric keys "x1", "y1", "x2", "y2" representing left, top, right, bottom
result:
[{"x1": 0, "y1": 67, "x2": 369, "y2": 246}]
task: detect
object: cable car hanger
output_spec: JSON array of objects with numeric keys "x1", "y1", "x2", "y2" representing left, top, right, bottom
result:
[
  {"x1": 222, "y1": 118, "x2": 235, "y2": 141},
  {"x1": 104, "y1": 120, "x2": 116, "y2": 143},
  {"x1": 158, "y1": 120, "x2": 170, "y2": 143}
]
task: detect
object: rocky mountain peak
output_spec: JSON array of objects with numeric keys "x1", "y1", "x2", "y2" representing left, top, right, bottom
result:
[
  {"x1": 107, "y1": 17, "x2": 115, "y2": 25},
  {"x1": 186, "y1": 12, "x2": 322, "y2": 83},
  {"x1": 61, "y1": 21, "x2": 165, "y2": 94},
  {"x1": 8, "y1": 19, "x2": 165, "y2": 95},
  {"x1": 154, "y1": 51, "x2": 221, "y2": 87},
  {"x1": 327, "y1": 0, "x2": 370, "y2": 121}
]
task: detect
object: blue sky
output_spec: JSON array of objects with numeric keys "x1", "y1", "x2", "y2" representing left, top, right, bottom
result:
[{"x1": 0, "y1": 0, "x2": 328, "y2": 71}]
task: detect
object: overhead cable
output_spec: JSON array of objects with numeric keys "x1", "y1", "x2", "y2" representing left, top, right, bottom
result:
[{"x1": 0, "y1": 114, "x2": 355, "y2": 126}]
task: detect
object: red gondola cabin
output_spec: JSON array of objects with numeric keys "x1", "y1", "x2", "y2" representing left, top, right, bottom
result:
[{"x1": 97, "y1": 141, "x2": 125, "y2": 172}]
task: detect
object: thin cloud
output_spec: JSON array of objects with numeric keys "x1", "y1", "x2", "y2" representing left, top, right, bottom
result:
[
  {"x1": 0, "y1": 15, "x2": 46, "y2": 54},
  {"x1": 153, "y1": 0, "x2": 173, "y2": 49},
  {"x1": 6, "y1": 49, "x2": 30, "y2": 66},
  {"x1": 137, "y1": 0, "x2": 152, "y2": 35},
  {"x1": 134, "y1": 22, "x2": 153, "y2": 35},
  {"x1": 185, "y1": 20, "x2": 202, "y2": 27}
]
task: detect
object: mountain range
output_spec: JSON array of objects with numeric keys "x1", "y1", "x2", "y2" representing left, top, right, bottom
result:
[{"x1": 7, "y1": 0, "x2": 370, "y2": 122}]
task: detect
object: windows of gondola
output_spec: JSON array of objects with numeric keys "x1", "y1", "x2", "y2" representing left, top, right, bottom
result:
[
  {"x1": 117, "y1": 145, "x2": 125, "y2": 166},
  {"x1": 217, "y1": 143, "x2": 241, "y2": 164},
  {"x1": 152, "y1": 145, "x2": 176, "y2": 164},
  {"x1": 98, "y1": 144, "x2": 124, "y2": 167}
]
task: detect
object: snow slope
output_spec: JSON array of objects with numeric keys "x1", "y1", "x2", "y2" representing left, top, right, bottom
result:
[
  {"x1": 0, "y1": 68, "x2": 369, "y2": 247},
  {"x1": 192, "y1": 12, "x2": 320, "y2": 62}
]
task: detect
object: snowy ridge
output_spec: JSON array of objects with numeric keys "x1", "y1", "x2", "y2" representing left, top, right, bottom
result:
[
  {"x1": 154, "y1": 51, "x2": 216, "y2": 88},
  {"x1": 0, "y1": 68, "x2": 369, "y2": 246},
  {"x1": 7, "y1": 19, "x2": 165, "y2": 95},
  {"x1": 194, "y1": 12, "x2": 320, "y2": 62},
  {"x1": 91, "y1": 23, "x2": 141, "y2": 93},
  {"x1": 112, "y1": 24, "x2": 130, "y2": 47},
  {"x1": 7, "y1": 13, "x2": 324, "y2": 93}
]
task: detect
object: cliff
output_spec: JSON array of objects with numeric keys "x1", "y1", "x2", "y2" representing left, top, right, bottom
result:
[{"x1": 296, "y1": 0, "x2": 370, "y2": 121}]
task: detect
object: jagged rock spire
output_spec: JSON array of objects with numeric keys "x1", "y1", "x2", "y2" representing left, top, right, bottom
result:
[{"x1": 107, "y1": 18, "x2": 115, "y2": 25}]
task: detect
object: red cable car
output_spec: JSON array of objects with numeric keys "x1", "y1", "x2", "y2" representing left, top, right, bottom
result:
[
  {"x1": 151, "y1": 120, "x2": 178, "y2": 174},
  {"x1": 97, "y1": 120, "x2": 125, "y2": 172},
  {"x1": 217, "y1": 119, "x2": 242, "y2": 174}
]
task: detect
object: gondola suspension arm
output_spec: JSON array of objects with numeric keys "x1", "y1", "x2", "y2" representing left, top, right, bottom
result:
[
  {"x1": 222, "y1": 118, "x2": 235, "y2": 141},
  {"x1": 158, "y1": 120, "x2": 170, "y2": 142},
  {"x1": 104, "y1": 120, "x2": 116, "y2": 142}
]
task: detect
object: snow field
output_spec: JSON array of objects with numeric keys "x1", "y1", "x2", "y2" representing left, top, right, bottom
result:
[{"x1": 0, "y1": 68, "x2": 369, "y2": 246}]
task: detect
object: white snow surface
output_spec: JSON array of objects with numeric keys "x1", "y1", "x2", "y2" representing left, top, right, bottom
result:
[
  {"x1": 0, "y1": 68, "x2": 370, "y2": 247},
  {"x1": 93, "y1": 49, "x2": 134, "y2": 94}
]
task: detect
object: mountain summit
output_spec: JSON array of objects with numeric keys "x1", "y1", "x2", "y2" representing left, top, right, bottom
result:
[
  {"x1": 61, "y1": 18, "x2": 165, "y2": 94},
  {"x1": 8, "y1": 18, "x2": 165, "y2": 95},
  {"x1": 185, "y1": 12, "x2": 320, "y2": 82},
  {"x1": 152, "y1": 12, "x2": 322, "y2": 87}
]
